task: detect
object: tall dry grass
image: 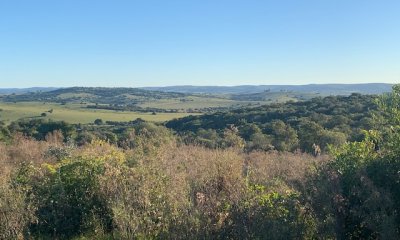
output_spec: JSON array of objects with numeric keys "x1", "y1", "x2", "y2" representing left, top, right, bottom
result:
[
  {"x1": 0, "y1": 132, "x2": 328, "y2": 239},
  {"x1": 246, "y1": 150, "x2": 331, "y2": 190}
]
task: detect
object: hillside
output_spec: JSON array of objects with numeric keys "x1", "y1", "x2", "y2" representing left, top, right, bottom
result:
[
  {"x1": 0, "y1": 87, "x2": 185, "y2": 104},
  {"x1": 229, "y1": 91, "x2": 319, "y2": 101},
  {"x1": 0, "y1": 87, "x2": 58, "y2": 94},
  {"x1": 142, "y1": 83, "x2": 393, "y2": 94},
  {"x1": 166, "y1": 93, "x2": 380, "y2": 152},
  {"x1": 0, "y1": 87, "x2": 319, "y2": 114}
]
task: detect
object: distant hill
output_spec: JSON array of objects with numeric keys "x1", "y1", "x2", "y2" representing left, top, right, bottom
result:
[
  {"x1": 0, "y1": 87, "x2": 58, "y2": 94},
  {"x1": 142, "y1": 83, "x2": 393, "y2": 95},
  {"x1": 0, "y1": 87, "x2": 185, "y2": 104}
]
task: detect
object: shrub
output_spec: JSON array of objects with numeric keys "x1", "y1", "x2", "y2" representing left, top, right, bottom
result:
[
  {"x1": 94, "y1": 118, "x2": 103, "y2": 125},
  {"x1": 0, "y1": 181, "x2": 36, "y2": 239},
  {"x1": 222, "y1": 185, "x2": 317, "y2": 239}
]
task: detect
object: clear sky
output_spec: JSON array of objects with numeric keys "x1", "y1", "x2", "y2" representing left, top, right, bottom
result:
[{"x1": 0, "y1": 0, "x2": 399, "y2": 87}]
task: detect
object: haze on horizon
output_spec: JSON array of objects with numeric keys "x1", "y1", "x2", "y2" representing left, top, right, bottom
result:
[{"x1": 0, "y1": 0, "x2": 399, "y2": 88}]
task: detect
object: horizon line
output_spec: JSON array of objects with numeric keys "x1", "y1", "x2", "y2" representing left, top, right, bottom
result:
[{"x1": 0, "y1": 82, "x2": 396, "y2": 89}]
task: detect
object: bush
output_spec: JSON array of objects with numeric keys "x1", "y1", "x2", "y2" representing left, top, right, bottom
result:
[
  {"x1": 0, "y1": 181, "x2": 36, "y2": 239},
  {"x1": 222, "y1": 185, "x2": 317, "y2": 239},
  {"x1": 94, "y1": 118, "x2": 103, "y2": 125},
  {"x1": 12, "y1": 140, "x2": 124, "y2": 239}
]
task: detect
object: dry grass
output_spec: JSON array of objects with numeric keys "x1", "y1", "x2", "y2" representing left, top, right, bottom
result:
[
  {"x1": 0, "y1": 133, "x2": 330, "y2": 239},
  {"x1": 6, "y1": 134, "x2": 51, "y2": 166},
  {"x1": 246, "y1": 151, "x2": 331, "y2": 189}
]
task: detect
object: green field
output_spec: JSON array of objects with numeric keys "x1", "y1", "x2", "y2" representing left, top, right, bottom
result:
[
  {"x1": 0, "y1": 88, "x2": 314, "y2": 125},
  {"x1": 138, "y1": 96, "x2": 265, "y2": 110},
  {"x1": 0, "y1": 102, "x2": 197, "y2": 124},
  {"x1": 138, "y1": 93, "x2": 315, "y2": 110}
]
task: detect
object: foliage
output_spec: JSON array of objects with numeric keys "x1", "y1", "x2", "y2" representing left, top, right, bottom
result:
[
  {"x1": 222, "y1": 185, "x2": 317, "y2": 239},
  {"x1": 9, "y1": 118, "x2": 75, "y2": 141},
  {"x1": 11, "y1": 140, "x2": 124, "y2": 238},
  {"x1": 1, "y1": 87, "x2": 185, "y2": 104},
  {"x1": 167, "y1": 93, "x2": 379, "y2": 153},
  {"x1": 0, "y1": 181, "x2": 36, "y2": 239},
  {"x1": 304, "y1": 85, "x2": 400, "y2": 239},
  {"x1": 94, "y1": 118, "x2": 103, "y2": 125}
]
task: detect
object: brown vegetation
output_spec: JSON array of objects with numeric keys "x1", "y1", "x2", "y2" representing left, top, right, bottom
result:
[{"x1": 0, "y1": 131, "x2": 327, "y2": 239}]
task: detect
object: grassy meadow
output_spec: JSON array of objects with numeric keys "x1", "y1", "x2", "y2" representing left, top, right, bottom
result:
[
  {"x1": 138, "y1": 96, "x2": 261, "y2": 109},
  {"x1": 0, "y1": 102, "x2": 196, "y2": 124},
  {"x1": 138, "y1": 93, "x2": 312, "y2": 110},
  {"x1": 0, "y1": 88, "x2": 317, "y2": 125}
]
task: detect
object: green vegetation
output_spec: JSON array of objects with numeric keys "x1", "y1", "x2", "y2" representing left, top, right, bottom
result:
[
  {"x1": 137, "y1": 95, "x2": 260, "y2": 111},
  {"x1": 1, "y1": 86, "x2": 400, "y2": 239},
  {"x1": 142, "y1": 83, "x2": 393, "y2": 95},
  {"x1": 0, "y1": 87, "x2": 185, "y2": 104},
  {"x1": 0, "y1": 87, "x2": 329, "y2": 126},
  {"x1": 0, "y1": 87, "x2": 325, "y2": 115},
  {"x1": 167, "y1": 93, "x2": 378, "y2": 153},
  {"x1": 0, "y1": 102, "x2": 195, "y2": 124}
]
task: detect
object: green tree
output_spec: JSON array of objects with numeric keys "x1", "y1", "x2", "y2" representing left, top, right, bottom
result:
[
  {"x1": 94, "y1": 118, "x2": 103, "y2": 125},
  {"x1": 269, "y1": 120, "x2": 299, "y2": 151},
  {"x1": 220, "y1": 128, "x2": 245, "y2": 150},
  {"x1": 298, "y1": 120, "x2": 324, "y2": 152},
  {"x1": 247, "y1": 132, "x2": 273, "y2": 151}
]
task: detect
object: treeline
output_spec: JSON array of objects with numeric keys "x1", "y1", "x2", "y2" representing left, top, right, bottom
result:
[
  {"x1": 86, "y1": 104, "x2": 182, "y2": 113},
  {"x1": 1, "y1": 86, "x2": 400, "y2": 239},
  {"x1": 167, "y1": 93, "x2": 380, "y2": 153},
  {"x1": 0, "y1": 87, "x2": 185, "y2": 104},
  {"x1": 0, "y1": 118, "x2": 161, "y2": 147},
  {"x1": 86, "y1": 103, "x2": 234, "y2": 113},
  {"x1": 229, "y1": 91, "x2": 317, "y2": 101}
]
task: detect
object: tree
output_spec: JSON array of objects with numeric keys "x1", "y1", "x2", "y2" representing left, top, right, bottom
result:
[
  {"x1": 94, "y1": 118, "x2": 103, "y2": 125},
  {"x1": 298, "y1": 120, "x2": 324, "y2": 153},
  {"x1": 247, "y1": 132, "x2": 273, "y2": 152},
  {"x1": 239, "y1": 123, "x2": 262, "y2": 140},
  {"x1": 268, "y1": 120, "x2": 299, "y2": 152},
  {"x1": 221, "y1": 128, "x2": 245, "y2": 150}
]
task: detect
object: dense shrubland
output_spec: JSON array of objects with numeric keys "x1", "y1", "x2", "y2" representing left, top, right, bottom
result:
[
  {"x1": 1, "y1": 86, "x2": 400, "y2": 239},
  {"x1": 1, "y1": 129, "x2": 322, "y2": 239}
]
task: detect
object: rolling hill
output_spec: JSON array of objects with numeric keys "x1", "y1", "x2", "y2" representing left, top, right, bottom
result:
[{"x1": 142, "y1": 83, "x2": 393, "y2": 95}]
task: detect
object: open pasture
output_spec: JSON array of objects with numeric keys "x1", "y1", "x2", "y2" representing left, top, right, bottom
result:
[{"x1": 0, "y1": 102, "x2": 196, "y2": 124}]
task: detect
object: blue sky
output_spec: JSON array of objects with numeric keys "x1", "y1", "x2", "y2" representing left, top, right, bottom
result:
[{"x1": 0, "y1": 0, "x2": 399, "y2": 87}]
